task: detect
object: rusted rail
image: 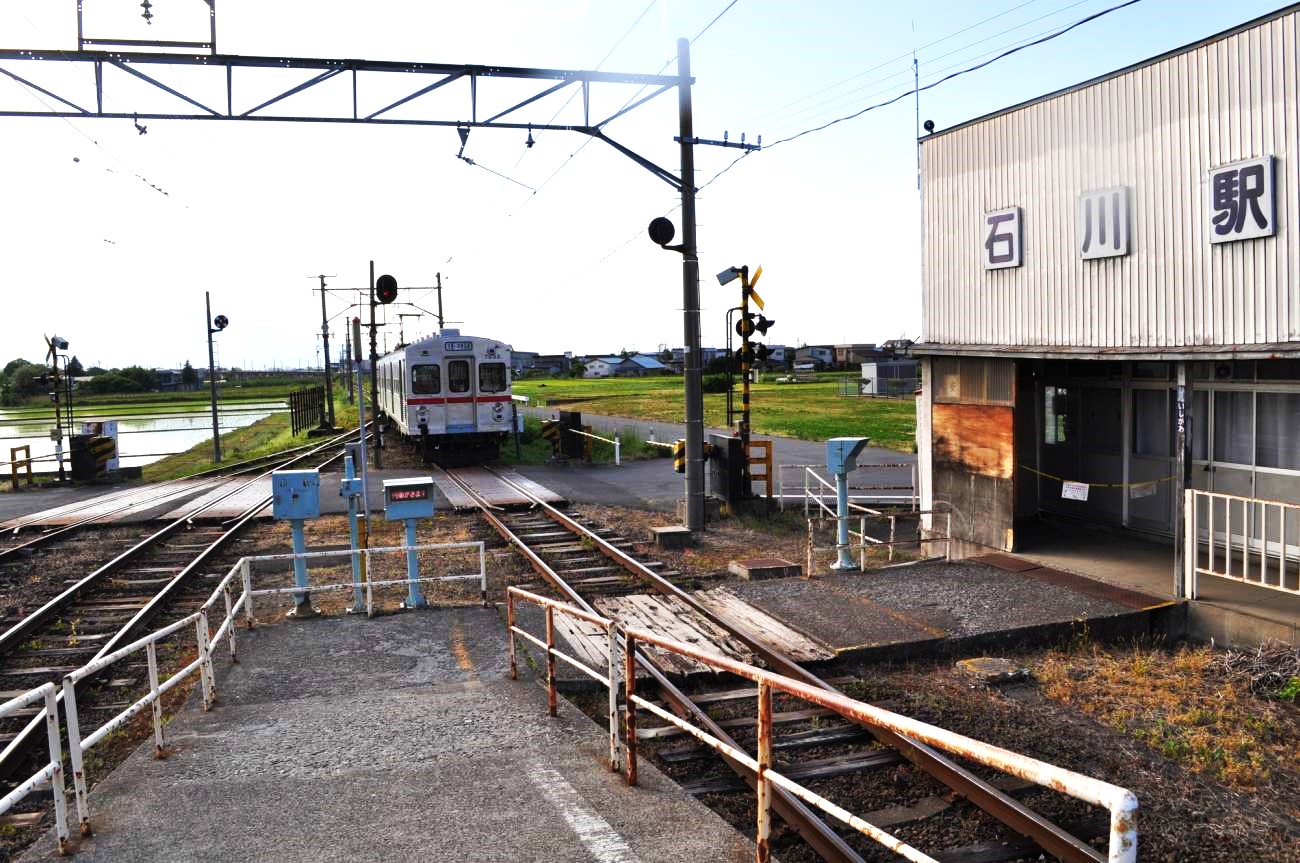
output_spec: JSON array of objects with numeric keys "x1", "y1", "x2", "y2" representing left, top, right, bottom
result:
[
  {"x1": 485, "y1": 467, "x2": 1114, "y2": 863},
  {"x1": 438, "y1": 467, "x2": 866, "y2": 863},
  {"x1": 508, "y1": 586, "x2": 1140, "y2": 863}
]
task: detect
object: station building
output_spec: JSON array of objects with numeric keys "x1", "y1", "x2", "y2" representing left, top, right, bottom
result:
[{"x1": 913, "y1": 7, "x2": 1300, "y2": 592}]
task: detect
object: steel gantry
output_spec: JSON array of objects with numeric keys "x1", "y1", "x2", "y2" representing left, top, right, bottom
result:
[{"x1": 0, "y1": 2, "x2": 714, "y2": 531}]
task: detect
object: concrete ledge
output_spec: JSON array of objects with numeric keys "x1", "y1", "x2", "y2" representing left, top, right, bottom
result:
[
  {"x1": 728, "y1": 557, "x2": 801, "y2": 580},
  {"x1": 651, "y1": 525, "x2": 694, "y2": 549},
  {"x1": 1187, "y1": 600, "x2": 1298, "y2": 648}
]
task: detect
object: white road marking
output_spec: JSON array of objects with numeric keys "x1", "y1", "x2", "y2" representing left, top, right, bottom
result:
[{"x1": 527, "y1": 763, "x2": 642, "y2": 863}]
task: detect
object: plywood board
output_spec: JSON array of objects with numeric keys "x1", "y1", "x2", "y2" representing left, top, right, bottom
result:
[
  {"x1": 692, "y1": 588, "x2": 836, "y2": 663},
  {"x1": 932, "y1": 402, "x2": 1014, "y2": 479}
]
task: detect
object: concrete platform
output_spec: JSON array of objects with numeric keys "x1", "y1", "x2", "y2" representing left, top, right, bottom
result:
[
  {"x1": 726, "y1": 559, "x2": 1167, "y2": 659},
  {"x1": 20, "y1": 609, "x2": 752, "y2": 863}
]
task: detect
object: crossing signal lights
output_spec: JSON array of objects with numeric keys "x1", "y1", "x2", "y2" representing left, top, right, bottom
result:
[
  {"x1": 375, "y1": 274, "x2": 399, "y2": 304},
  {"x1": 736, "y1": 313, "x2": 775, "y2": 339},
  {"x1": 754, "y1": 343, "x2": 770, "y2": 362},
  {"x1": 212, "y1": 314, "x2": 228, "y2": 331}
]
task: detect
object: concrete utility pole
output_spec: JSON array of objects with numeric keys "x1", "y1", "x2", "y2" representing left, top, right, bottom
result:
[
  {"x1": 677, "y1": 37, "x2": 704, "y2": 533},
  {"x1": 436, "y1": 272, "x2": 445, "y2": 330},
  {"x1": 368, "y1": 260, "x2": 382, "y2": 468},
  {"x1": 315, "y1": 274, "x2": 337, "y2": 429}
]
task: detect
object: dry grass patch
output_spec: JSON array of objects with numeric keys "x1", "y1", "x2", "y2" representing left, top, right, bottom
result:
[{"x1": 1036, "y1": 642, "x2": 1299, "y2": 797}]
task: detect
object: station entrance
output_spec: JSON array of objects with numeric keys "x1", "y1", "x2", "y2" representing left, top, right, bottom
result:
[{"x1": 1014, "y1": 357, "x2": 1300, "y2": 539}]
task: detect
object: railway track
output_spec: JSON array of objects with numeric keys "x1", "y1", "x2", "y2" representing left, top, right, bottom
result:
[
  {"x1": 446, "y1": 466, "x2": 1115, "y2": 863},
  {"x1": 0, "y1": 431, "x2": 360, "y2": 796}
]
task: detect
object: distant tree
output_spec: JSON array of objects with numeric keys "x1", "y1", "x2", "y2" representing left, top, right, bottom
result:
[
  {"x1": 79, "y1": 372, "x2": 145, "y2": 395},
  {"x1": 117, "y1": 366, "x2": 160, "y2": 391},
  {"x1": 658, "y1": 349, "x2": 672, "y2": 363},
  {"x1": 2, "y1": 358, "x2": 34, "y2": 379},
  {"x1": 7, "y1": 364, "x2": 47, "y2": 397},
  {"x1": 704, "y1": 354, "x2": 732, "y2": 375},
  {"x1": 181, "y1": 360, "x2": 198, "y2": 388},
  {"x1": 66, "y1": 355, "x2": 85, "y2": 377},
  {"x1": 619, "y1": 348, "x2": 631, "y2": 360},
  {"x1": 85, "y1": 366, "x2": 107, "y2": 376},
  {"x1": 568, "y1": 358, "x2": 586, "y2": 378}
]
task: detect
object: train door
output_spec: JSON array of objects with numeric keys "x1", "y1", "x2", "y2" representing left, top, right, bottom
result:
[{"x1": 446, "y1": 358, "x2": 476, "y2": 432}]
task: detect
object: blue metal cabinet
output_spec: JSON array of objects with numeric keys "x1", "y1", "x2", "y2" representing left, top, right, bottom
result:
[{"x1": 272, "y1": 470, "x2": 321, "y2": 520}]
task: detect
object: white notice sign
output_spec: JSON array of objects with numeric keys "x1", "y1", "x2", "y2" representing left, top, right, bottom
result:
[
  {"x1": 1061, "y1": 481, "x2": 1089, "y2": 502},
  {"x1": 1209, "y1": 156, "x2": 1276, "y2": 243},
  {"x1": 982, "y1": 206, "x2": 1022, "y2": 270}
]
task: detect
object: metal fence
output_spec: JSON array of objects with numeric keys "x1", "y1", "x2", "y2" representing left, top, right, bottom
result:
[
  {"x1": 0, "y1": 683, "x2": 69, "y2": 854},
  {"x1": 288, "y1": 385, "x2": 325, "y2": 434},
  {"x1": 1184, "y1": 488, "x2": 1300, "y2": 599},
  {"x1": 506, "y1": 586, "x2": 1140, "y2": 863}
]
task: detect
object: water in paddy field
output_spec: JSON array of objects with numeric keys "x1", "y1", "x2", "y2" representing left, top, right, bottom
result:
[{"x1": 0, "y1": 400, "x2": 287, "y2": 469}]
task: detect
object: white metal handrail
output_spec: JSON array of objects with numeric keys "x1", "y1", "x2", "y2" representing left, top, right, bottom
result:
[
  {"x1": 0, "y1": 683, "x2": 69, "y2": 855},
  {"x1": 805, "y1": 508, "x2": 953, "y2": 572},
  {"x1": 58, "y1": 539, "x2": 484, "y2": 841},
  {"x1": 786, "y1": 464, "x2": 918, "y2": 514},
  {"x1": 1184, "y1": 488, "x2": 1300, "y2": 599},
  {"x1": 506, "y1": 587, "x2": 1138, "y2": 863}
]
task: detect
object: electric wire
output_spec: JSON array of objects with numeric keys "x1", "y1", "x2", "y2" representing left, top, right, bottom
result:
[
  {"x1": 754, "y1": 0, "x2": 1144, "y2": 152},
  {"x1": 759, "y1": 0, "x2": 1098, "y2": 136}
]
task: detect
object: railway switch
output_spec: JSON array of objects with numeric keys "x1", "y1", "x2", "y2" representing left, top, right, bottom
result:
[
  {"x1": 826, "y1": 437, "x2": 869, "y2": 570},
  {"x1": 272, "y1": 469, "x2": 322, "y2": 617},
  {"x1": 383, "y1": 477, "x2": 435, "y2": 609}
]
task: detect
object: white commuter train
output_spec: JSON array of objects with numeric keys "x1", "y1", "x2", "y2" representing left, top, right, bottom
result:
[{"x1": 374, "y1": 328, "x2": 514, "y2": 464}]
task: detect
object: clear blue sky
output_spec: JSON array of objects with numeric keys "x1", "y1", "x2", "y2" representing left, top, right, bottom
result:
[{"x1": 0, "y1": 0, "x2": 1289, "y2": 369}]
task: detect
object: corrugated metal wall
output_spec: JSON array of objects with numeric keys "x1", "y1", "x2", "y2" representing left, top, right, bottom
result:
[{"x1": 922, "y1": 10, "x2": 1300, "y2": 350}]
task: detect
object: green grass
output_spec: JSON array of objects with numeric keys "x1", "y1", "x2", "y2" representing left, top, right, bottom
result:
[{"x1": 513, "y1": 375, "x2": 916, "y2": 452}]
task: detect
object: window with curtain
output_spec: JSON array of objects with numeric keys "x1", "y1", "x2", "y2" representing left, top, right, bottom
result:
[
  {"x1": 1213, "y1": 391, "x2": 1254, "y2": 466},
  {"x1": 1255, "y1": 392, "x2": 1300, "y2": 470}
]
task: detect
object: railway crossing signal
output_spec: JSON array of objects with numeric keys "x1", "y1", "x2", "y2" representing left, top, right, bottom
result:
[{"x1": 375, "y1": 274, "x2": 399, "y2": 304}]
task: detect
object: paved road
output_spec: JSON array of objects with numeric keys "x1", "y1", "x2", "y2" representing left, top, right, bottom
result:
[{"x1": 522, "y1": 408, "x2": 916, "y2": 513}]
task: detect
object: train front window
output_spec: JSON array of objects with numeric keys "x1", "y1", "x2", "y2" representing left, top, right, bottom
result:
[
  {"x1": 479, "y1": 362, "x2": 507, "y2": 393},
  {"x1": 448, "y1": 360, "x2": 470, "y2": 393},
  {"x1": 412, "y1": 364, "x2": 440, "y2": 395}
]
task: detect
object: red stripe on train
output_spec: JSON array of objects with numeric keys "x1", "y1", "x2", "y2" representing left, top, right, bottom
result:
[{"x1": 406, "y1": 394, "x2": 513, "y2": 406}]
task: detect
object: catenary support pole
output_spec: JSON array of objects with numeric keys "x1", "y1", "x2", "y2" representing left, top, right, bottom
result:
[
  {"x1": 677, "y1": 37, "x2": 704, "y2": 532},
  {"x1": 317, "y1": 275, "x2": 336, "y2": 429}
]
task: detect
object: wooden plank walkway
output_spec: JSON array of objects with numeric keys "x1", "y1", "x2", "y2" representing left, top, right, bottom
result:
[
  {"x1": 163, "y1": 477, "x2": 273, "y2": 520},
  {"x1": 547, "y1": 589, "x2": 834, "y2": 678},
  {"x1": 0, "y1": 478, "x2": 221, "y2": 529},
  {"x1": 438, "y1": 468, "x2": 567, "y2": 510}
]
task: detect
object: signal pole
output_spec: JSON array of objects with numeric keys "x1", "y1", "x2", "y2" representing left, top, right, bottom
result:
[
  {"x1": 368, "y1": 260, "x2": 382, "y2": 468},
  {"x1": 205, "y1": 291, "x2": 221, "y2": 463},
  {"x1": 677, "y1": 37, "x2": 704, "y2": 533},
  {"x1": 436, "y1": 272, "x2": 445, "y2": 330}
]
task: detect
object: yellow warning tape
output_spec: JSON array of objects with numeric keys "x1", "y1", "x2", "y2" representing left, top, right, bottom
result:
[{"x1": 1017, "y1": 464, "x2": 1176, "y2": 490}]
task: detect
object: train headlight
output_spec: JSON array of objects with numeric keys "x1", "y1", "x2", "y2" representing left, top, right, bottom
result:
[{"x1": 417, "y1": 406, "x2": 429, "y2": 423}]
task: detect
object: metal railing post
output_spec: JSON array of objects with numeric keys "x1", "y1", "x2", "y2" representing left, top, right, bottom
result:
[
  {"x1": 41, "y1": 684, "x2": 70, "y2": 855},
  {"x1": 545, "y1": 606, "x2": 557, "y2": 717},
  {"x1": 1183, "y1": 489, "x2": 1196, "y2": 599},
  {"x1": 756, "y1": 679, "x2": 773, "y2": 863},
  {"x1": 196, "y1": 613, "x2": 214, "y2": 711},
  {"x1": 888, "y1": 515, "x2": 896, "y2": 563},
  {"x1": 614, "y1": 432, "x2": 621, "y2": 466},
  {"x1": 146, "y1": 641, "x2": 165, "y2": 758},
  {"x1": 624, "y1": 631, "x2": 638, "y2": 786},
  {"x1": 606, "y1": 622, "x2": 621, "y2": 772},
  {"x1": 62, "y1": 678, "x2": 91, "y2": 836},
  {"x1": 911, "y1": 463, "x2": 918, "y2": 512},
  {"x1": 241, "y1": 558, "x2": 255, "y2": 629},
  {"x1": 806, "y1": 519, "x2": 813, "y2": 577},
  {"x1": 945, "y1": 511, "x2": 953, "y2": 561},
  {"x1": 223, "y1": 586, "x2": 238, "y2": 663},
  {"x1": 479, "y1": 542, "x2": 488, "y2": 606},
  {"x1": 506, "y1": 591, "x2": 517, "y2": 681},
  {"x1": 859, "y1": 516, "x2": 867, "y2": 570}
]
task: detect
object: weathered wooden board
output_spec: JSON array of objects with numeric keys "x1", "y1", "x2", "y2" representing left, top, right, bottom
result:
[
  {"x1": 932, "y1": 402, "x2": 1014, "y2": 479},
  {"x1": 692, "y1": 588, "x2": 836, "y2": 663}
]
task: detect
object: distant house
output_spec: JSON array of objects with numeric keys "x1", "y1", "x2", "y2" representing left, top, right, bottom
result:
[
  {"x1": 532, "y1": 353, "x2": 573, "y2": 375},
  {"x1": 834, "y1": 343, "x2": 882, "y2": 366},
  {"x1": 795, "y1": 346, "x2": 834, "y2": 369},
  {"x1": 511, "y1": 350, "x2": 539, "y2": 374},
  {"x1": 583, "y1": 354, "x2": 669, "y2": 378},
  {"x1": 157, "y1": 367, "x2": 208, "y2": 391}
]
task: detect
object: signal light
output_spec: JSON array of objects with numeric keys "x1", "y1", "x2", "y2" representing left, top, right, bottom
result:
[
  {"x1": 736, "y1": 314, "x2": 755, "y2": 338},
  {"x1": 754, "y1": 314, "x2": 774, "y2": 336},
  {"x1": 375, "y1": 274, "x2": 399, "y2": 304},
  {"x1": 754, "y1": 343, "x2": 770, "y2": 362},
  {"x1": 212, "y1": 314, "x2": 229, "y2": 330}
]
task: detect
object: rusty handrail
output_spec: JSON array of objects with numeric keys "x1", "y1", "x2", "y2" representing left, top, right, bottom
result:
[{"x1": 507, "y1": 586, "x2": 1139, "y2": 863}]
